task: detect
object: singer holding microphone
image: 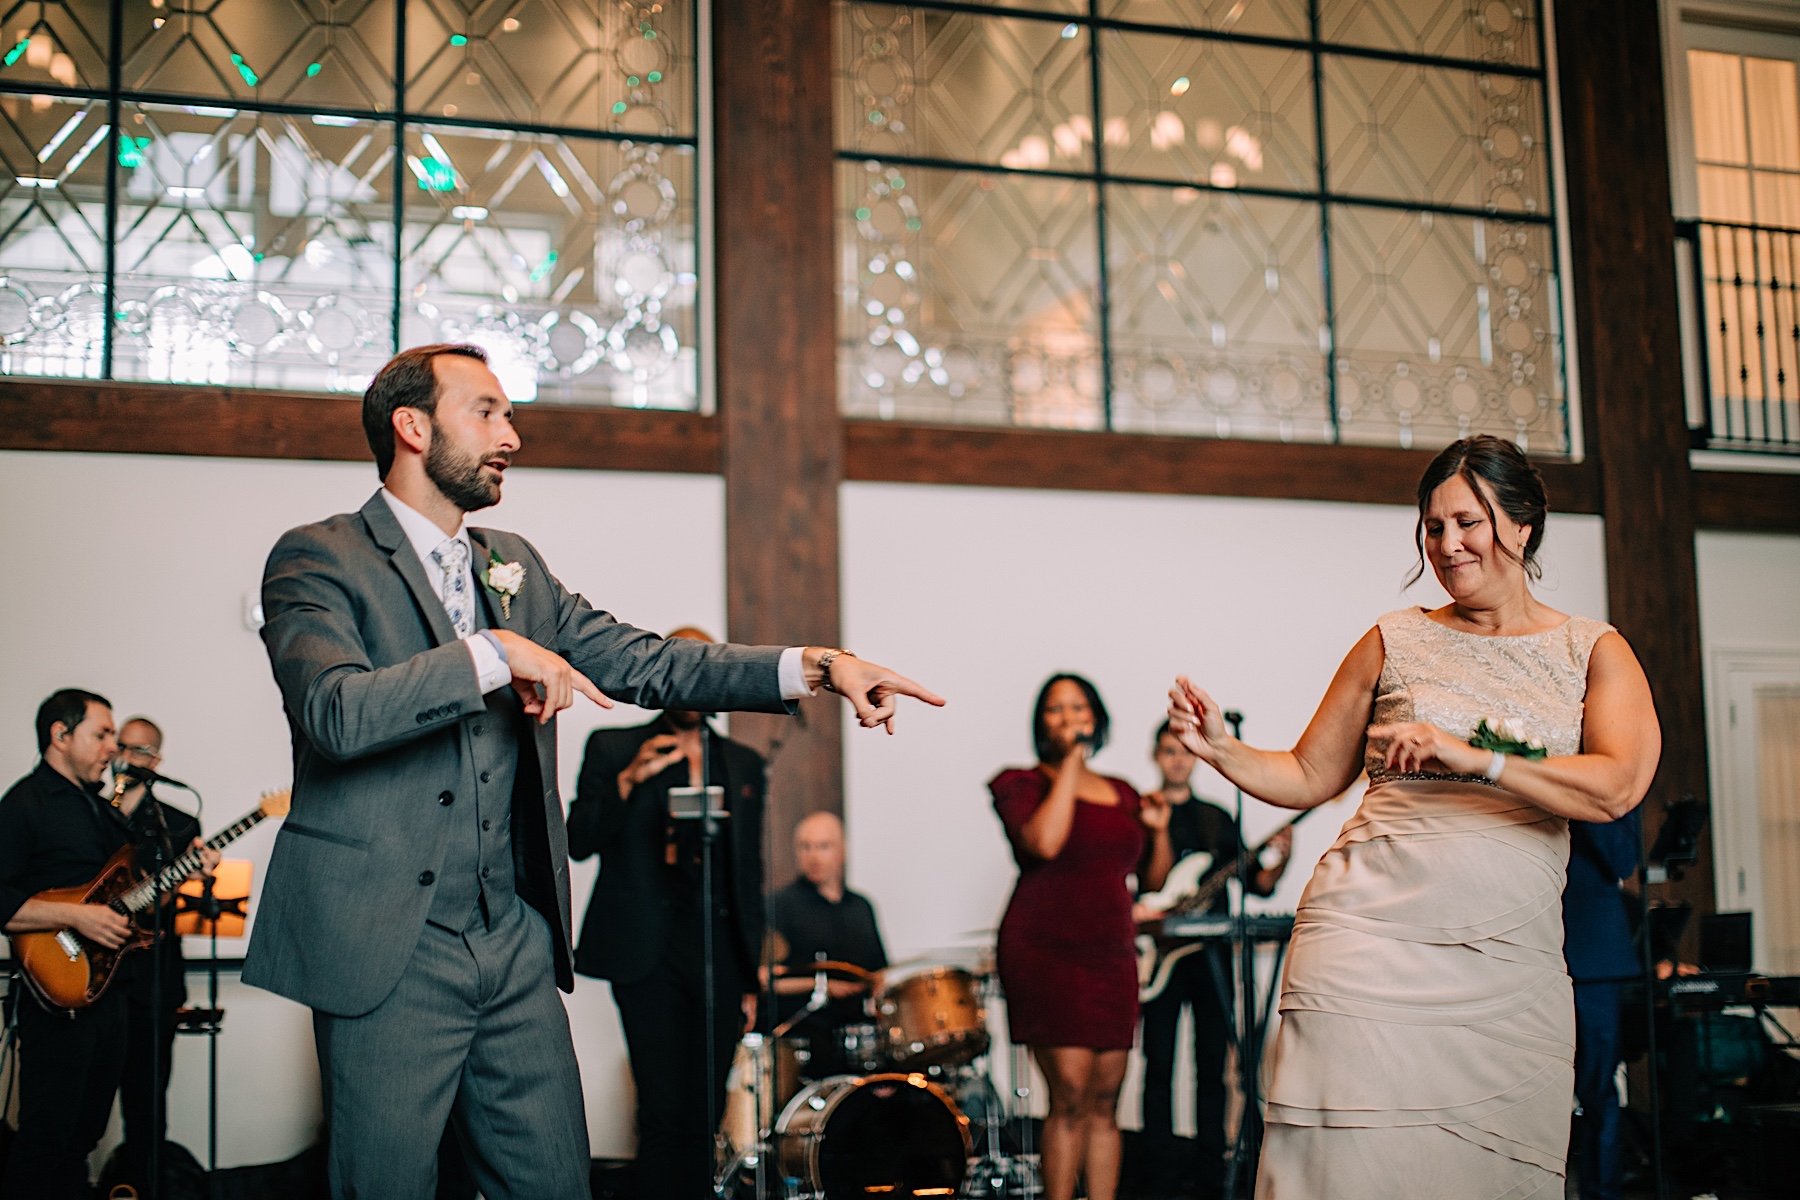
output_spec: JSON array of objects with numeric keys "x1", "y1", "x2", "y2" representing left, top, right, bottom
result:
[
  {"x1": 991, "y1": 673, "x2": 1173, "y2": 1200},
  {"x1": 565, "y1": 626, "x2": 768, "y2": 1200}
]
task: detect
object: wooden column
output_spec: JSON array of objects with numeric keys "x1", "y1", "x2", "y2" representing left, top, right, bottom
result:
[
  {"x1": 1555, "y1": 0, "x2": 1713, "y2": 914},
  {"x1": 713, "y1": 0, "x2": 843, "y2": 882}
]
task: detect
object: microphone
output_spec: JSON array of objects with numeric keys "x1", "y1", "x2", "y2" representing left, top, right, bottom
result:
[
  {"x1": 119, "y1": 763, "x2": 195, "y2": 791},
  {"x1": 1222, "y1": 710, "x2": 1244, "y2": 725},
  {"x1": 1073, "y1": 731, "x2": 1097, "y2": 748}
]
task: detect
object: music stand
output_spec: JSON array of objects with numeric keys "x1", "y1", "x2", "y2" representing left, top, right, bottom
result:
[{"x1": 174, "y1": 859, "x2": 253, "y2": 1174}]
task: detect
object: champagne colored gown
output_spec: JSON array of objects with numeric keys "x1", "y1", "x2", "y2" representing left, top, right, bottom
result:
[{"x1": 1255, "y1": 606, "x2": 1614, "y2": 1200}]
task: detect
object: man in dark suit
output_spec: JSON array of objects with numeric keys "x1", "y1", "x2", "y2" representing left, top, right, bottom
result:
[
  {"x1": 568, "y1": 626, "x2": 767, "y2": 1200},
  {"x1": 250, "y1": 342, "x2": 941, "y2": 1199},
  {"x1": 1563, "y1": 812, "x2": 1642, "y2": 1200}
]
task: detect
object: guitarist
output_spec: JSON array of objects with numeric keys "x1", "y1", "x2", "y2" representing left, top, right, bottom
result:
[
  {"x1": 1132, "y1": 720, "x2": 1291, "y2": 1200},
  {"x1": 0, "y1": 691, "x2": 216, "y2": 1200}
]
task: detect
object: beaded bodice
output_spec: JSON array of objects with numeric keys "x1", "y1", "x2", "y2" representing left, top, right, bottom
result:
[{"x1": 1365, "y1": 606, "x2": 1613, "y2": 784}]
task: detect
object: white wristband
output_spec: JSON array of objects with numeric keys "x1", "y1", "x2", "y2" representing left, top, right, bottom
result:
[{"x1": 1484, "y1": 750, "x2": 1508, "y2": 782}]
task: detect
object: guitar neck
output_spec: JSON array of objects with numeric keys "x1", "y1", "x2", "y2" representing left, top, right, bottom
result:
[{"x1": 118, "y1": 809, "x2": 268, "y2": 915}]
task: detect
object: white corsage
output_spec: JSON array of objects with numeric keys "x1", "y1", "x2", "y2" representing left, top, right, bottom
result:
[
  {"x1": 484, "y1": 551, "x2": 525, "y2": 619},
  {"x1": 1468, "y1": 715, "x2": 1547, "y2": 760}
]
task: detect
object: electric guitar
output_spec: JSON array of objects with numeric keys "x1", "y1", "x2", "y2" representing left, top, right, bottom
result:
[
  {"x1": 8, "y1": 789, "x2": 289, "y2": 1010},
  {"x1": 1135, "y1": 808, "x2": 1314, "y2": 1002}
]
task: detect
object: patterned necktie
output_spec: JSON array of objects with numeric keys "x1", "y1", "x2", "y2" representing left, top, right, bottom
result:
[{"x1": 432, "y1": 538, "x2": 473, "y2": 638}]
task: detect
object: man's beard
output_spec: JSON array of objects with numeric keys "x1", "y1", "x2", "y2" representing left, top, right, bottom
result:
[{"x1": 426, "y1": 419, "x2": 501, "y2": 512}]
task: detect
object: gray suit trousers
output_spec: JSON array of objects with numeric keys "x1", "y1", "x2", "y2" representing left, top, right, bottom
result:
[{"x1": 312, "y1": 897, "x2": 589, "y2": 1200}]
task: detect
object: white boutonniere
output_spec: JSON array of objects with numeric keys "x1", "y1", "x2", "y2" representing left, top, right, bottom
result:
[
  {"x1": 484, "y1": 551, "x2": 525, "y2": 619},
  {"x1": 1468, "y1": 715, "x2": 1547, "y2": 760}
]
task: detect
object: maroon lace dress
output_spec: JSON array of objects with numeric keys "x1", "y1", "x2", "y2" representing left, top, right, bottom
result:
[{"x1": 991, "y1": 767, "x2": 1145, "y2": 1050}]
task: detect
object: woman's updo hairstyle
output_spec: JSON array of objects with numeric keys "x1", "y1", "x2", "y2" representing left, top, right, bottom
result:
[{"x1": 1406, "y1": 435, "x2": 1548, "y2": 587}]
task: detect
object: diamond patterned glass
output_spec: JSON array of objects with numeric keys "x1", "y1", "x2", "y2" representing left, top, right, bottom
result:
[
  {"x1": 1330, "y1": 205, "x2": 1566, "y2": 451},
  {"x1": 399, "y1": 126, "x2": 696, "y2": 409},
  {"x1": 0, "y1": 0, "x2": 699, "y2": 408},
  {"x1": 836, "y1": 4, "x2": 1091, "y2": 168},
  {"x1": 1101, "y1": 30, "x2": 1315, "y2": 191},
  {"x1": 108, "y1": 103, "x2": 396, "y2": 390},
  {"x1": 1318, "y1": 0, "x2": 1540, "y2": 68},
  {"x1": 838, "y1": 160, "x2": 1101, "y2": 429},
  {"x1": 1323, "y1": 56, "x2": 1548, "y2": 214},
  {"x1": 0, "y1": 94, "x2": 110, "y2": 377},
  {"x1": 834, "y1": 1, "x2": 1567, "y2": 451},
  {"x1": 1108, "y1": 186, "x2": 1327, "y2": 440},
  {"x1": 1102, "y1": 0, "x2": 1309, "y2": 40}
]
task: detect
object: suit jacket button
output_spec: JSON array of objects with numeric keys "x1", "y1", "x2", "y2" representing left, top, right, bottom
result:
[
  {"x1": 473, "y1": 724, "x2": 486, "y2": 736},
  {"x1": 479, "y1": 771, "x2": 491, "y2": 784},
  {"x1": 481, "y1": 819, "x2": 492, "y2": 832},
  {"x1": 418, "y1": 870, "x2": 435, "y2": 886},
  {"x1": 438, "y1": 791, "x2": 454, "y2": 806}
]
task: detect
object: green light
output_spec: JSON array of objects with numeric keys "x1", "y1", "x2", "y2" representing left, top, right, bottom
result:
[
  {"x1": 626, "y1": 74, "x2": 640, "y2": 87},
  {"x1": 611, "y1": 100, "x2": 627, "y2": 114},
  {"x1": 253, "y1": 251, "x2": 265, "y2": 261},
  {"x1": 905, "y1": 218, "x2": 922, "y2": 231},
  {"x1": 647, "y1": 70, "x2": 662, "y2": 83},
  {"x1": 868, "y1": 110, "x2": 885, "y2": 125},
  {"x1": 1, "y1": 38, "x2": 28, "y2": 68},
  {"x1": 892, "y1": 176, "x2": 904, "y2": 189},
  {"x1": 854, "y1": 207, "x2": 871, "y2": 221},
  {"x1": 116, "y1": 135, "x2": 150, "y2": 168},
  {"x1": 415, "y1": 156, "x2": 457, "y2": 191},
  {"x1": 306, "y1": 62, "x2": 322, "y2": 77},
  {"x1": 640, "y1": 24, "x2": 657, "y2": 40},
  {"x1": 229, "y1": 53, "x2": 258, "y2": 86},
  {"x1": 450, "y1": 34, "x2": 469, "y2": 47},
  {"x1": 529, "y1": 251, "x2": 557, "y2": 283}
]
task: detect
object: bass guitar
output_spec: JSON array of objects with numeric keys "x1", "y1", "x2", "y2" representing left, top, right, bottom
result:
[
  {"x1": 8, "y1": 789, "x2": 289, "y2": 1010},
  {"x1": 1135, "y1": 807, "x2": 1314, "y2": 1002}
]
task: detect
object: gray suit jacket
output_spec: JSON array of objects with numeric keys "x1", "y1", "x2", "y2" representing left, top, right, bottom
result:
[{"x1": 246, "y1": 491, "x2": 789, "y2": 1016}]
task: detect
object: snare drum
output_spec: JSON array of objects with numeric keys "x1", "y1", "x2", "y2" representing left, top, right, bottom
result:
[
  {"x1": 876, "y1": 966, "x2": 990, "y2": 1068},
  {"x1": 775, "y1": 1073, "x2": 970, "y2": 1199}
]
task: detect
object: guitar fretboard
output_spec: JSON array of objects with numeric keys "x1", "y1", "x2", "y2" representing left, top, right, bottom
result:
[{"x1": 117, "y1": 809, "x2": 270, "y2": 914}]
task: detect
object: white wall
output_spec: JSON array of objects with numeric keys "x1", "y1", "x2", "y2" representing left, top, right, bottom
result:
[{"x1": 0, "y1": 449, "x2": 728, "y2": 1164}]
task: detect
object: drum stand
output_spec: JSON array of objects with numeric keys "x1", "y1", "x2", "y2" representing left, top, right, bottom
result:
[{"x1": 961, "y1": 970, "x2": 1040, "y2": 1198}]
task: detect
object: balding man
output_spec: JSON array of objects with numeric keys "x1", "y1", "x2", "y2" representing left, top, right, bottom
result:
[
  {"x1": 765, "y1": 811, "x2": 889, "y2": 1074},
  {"x1": 566, "y1": 627, "x2": 768, "y2": 1200}
]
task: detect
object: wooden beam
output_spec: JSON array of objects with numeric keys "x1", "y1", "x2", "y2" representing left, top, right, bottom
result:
[
  {"x1": 1555, "y1": 0, "x2": 1714, "y2": 919},
  {"x1": 713, "y1": 0, "x2": 843, "y2": 879},
  {"x1": 846, "y1": 421, "x2": 1602, "y2": 513},
  {"x1": 0, "y1": 378, "x2": 720, "y2": 474},
  {"x1": 1694, "y1": 468, "x2": 1800, "y2": 534}
]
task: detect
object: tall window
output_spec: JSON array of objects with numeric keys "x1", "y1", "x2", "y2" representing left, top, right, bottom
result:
[
  {"x1": 1685, "y1": 40, "x2": 1800, "y2": 450},
  {"x1": 0, "y1": 0, "x2": 698, "y2": 408},
  {"x1": 834, "y1": 1, "x2": 1569, "y2": 453}
]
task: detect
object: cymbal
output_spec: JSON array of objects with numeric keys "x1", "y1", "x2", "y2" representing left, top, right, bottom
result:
[{"x1": 771, "y1": 959, "x2": 874, "y2": 982}]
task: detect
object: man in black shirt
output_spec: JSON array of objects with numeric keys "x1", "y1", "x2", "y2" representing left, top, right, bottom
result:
[
  {"x1": 0, "y1": 689, "x2": 137, "y2": 1200},
  {"x1": 110, "y1": 715, "x2": 202, "y2": 1182},
  {"x1": 766, "y1": 811, "x2": 888, "y2": 1075},
  {"x1": 1134, "y1": 721, "x2": 1290, "y2": 1200}
]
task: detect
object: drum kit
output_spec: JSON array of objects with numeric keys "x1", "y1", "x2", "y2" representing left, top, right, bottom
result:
[{"x1": 717, "y1": 947, "x2": 1040, "y2": 1200}]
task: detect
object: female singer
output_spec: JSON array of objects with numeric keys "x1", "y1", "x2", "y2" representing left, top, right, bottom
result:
[
  {"x1": 1168, "y1": 436, "x2": 1660, "y2": 1199},
  {"x1": 992, "y1": 673, "x2": 1172, "y2": 1200}
]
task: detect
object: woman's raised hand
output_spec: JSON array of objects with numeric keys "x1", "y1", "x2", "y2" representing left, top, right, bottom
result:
[{"x1": 1167, "y1": 677, "x2": 1230, "y2": 762}]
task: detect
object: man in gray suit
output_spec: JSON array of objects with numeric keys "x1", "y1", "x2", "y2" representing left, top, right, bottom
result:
[{"x1": 249, "y1": 343, "x2": 941, "y2": 1199}]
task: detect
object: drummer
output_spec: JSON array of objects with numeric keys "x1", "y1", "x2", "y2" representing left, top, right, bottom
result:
[{"x1": 765, "y1": 811, "x2": 889, "y2": 1074}]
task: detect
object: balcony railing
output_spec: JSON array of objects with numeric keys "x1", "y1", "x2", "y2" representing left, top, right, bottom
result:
[{"x1": 1679, "y1": 218, "x2": 1800, "y2": 455}]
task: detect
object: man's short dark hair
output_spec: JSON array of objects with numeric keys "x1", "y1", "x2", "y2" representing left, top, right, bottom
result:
[
  {"x1": 362, "y1": 343, "x2": 489, "y2": 479},
  {"x1": 36, "y1": 688, "x2": 110, "y2": 752},
  {"x1": 119, "y1": 715, "x2": 163, "y2": 747}
]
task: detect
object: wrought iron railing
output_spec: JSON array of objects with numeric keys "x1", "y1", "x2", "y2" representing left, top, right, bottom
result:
[{"x1": 1679, "y1": 218, "x2": 1800, "y2": 454}]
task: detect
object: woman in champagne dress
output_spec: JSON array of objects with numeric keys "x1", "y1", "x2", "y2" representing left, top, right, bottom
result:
[{"x1": 1167, "y1": 436, "x2": 1661, "y2": 1199}]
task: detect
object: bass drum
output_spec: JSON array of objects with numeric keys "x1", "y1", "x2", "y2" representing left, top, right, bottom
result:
[{"x1": 775, "y1": 1073, "x2": 971, "y2": 1198}]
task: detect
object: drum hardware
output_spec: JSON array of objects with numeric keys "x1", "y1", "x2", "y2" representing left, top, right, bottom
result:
[
  {"x1": 960, "y1": 965, "x2": 1041, "y2": 1198},
  {"x1": 773, "y1": 1073, "x2": 970, "y2": 1199}
]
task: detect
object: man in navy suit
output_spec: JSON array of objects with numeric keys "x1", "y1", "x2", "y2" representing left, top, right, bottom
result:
[{"x1": 1563, "y1": 812, "x2": 1642, "y2": 1200}]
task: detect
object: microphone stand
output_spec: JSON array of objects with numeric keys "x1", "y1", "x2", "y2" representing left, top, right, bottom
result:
[
  {"x1": 142, "y1": 789, "x2": 173, "y2": 1200},
  {"x1": 1220, "y1": 709, "x2": 1262, "y2": 1199},
  {"x1": 696, "y1": 717, "x2": 723, "y2": 1193}
]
